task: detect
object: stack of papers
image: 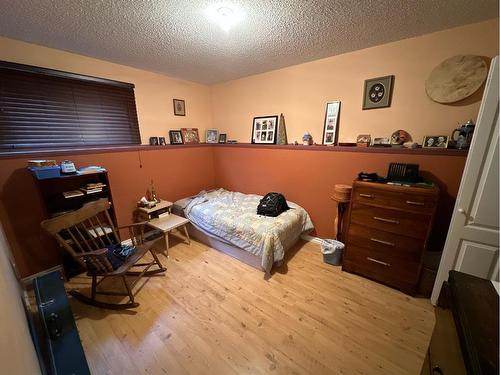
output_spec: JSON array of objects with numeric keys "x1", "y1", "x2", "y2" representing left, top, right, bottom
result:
[{"x1": 77, "y1": 166, "x2": 107, "y2": 175}]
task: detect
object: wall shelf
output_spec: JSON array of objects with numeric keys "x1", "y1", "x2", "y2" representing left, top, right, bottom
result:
[
  {"x1": 213, "y1": 143, "x2": 469, "y2": 156},
  {"x1": 0, "y1": 142, "x2": 468, "y2": 159}
]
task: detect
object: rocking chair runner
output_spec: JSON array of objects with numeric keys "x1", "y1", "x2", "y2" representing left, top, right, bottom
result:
[{"x1": 41, "y1": 198, "x2": 166, "y2": 309}]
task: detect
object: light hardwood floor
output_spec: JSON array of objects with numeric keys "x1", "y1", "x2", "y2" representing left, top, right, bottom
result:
[{"x1": 67, "y1": 238, "x2": 435, "y2": 375}]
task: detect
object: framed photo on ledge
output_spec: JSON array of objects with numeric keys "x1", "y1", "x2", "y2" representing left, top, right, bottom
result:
[
  {"x1": 422, "y1": 135, "x2": 448, "y2": 148},
  {"x1": 206, "y1": 129, "x2": 219, "y2": 143},
  {"x1": 322, "y1": 101, "x2": 340, "y2": 145},
  {"x1": 251, "y1": 115, "x2": 278, "y2": 144},
  {"x1": 169, "y1": 130, "x2": 183, "y2": 145},
  {"x1": 180, "y1": 128, "x2": 199, "y2": 144}
]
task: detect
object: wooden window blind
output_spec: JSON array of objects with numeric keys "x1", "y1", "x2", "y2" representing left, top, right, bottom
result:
[{"x1": 0, "y1": 61, "x2": 141, "y2": 150}]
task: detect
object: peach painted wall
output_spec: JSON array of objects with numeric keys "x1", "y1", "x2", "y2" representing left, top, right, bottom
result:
[
  {"x1": 211, "y1": 19, "x2": 499, "y2": 144},
  {"x1": 0, "y1": 37, "x2": 213, "y2": 144}
]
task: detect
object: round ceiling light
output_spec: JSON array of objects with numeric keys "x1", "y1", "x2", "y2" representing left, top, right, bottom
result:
[
  {"x1": 217, "y1": 6, "x2": 234, "y2": 17},
  {"x1": 205, "y1": 3, "x2": 245, "y2": 32}
]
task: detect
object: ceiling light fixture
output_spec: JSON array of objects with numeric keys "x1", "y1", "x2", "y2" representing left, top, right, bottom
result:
[{"x1": 205, "y1": 2, "x2": 245, "y2": 32}]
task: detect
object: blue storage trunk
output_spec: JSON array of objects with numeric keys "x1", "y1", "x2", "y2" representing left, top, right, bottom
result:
[{"x1": 33, "y1": 271, "x2": 90, "y2": 375}]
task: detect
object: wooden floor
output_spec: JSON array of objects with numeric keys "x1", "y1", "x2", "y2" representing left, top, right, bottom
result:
[{"x1": 68, "y1": 238, "x2": 435, "y2": 375}]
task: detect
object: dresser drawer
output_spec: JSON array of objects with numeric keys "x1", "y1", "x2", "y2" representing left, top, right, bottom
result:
[
  {"x1": 350, "y1": 203, "x2": 430, "y2": 239},
  {"x1": 342, "y1": 245, "x2": 420, "y2": 293},
  {"x1": 353, "y1": 185, "x2": 438, "y2": 214},
  {"x1": 346, "y1": 223, "x2": 424, "y2": 262}
]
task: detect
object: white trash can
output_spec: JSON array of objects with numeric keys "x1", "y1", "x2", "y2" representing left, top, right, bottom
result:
[{"x1": 321, "y1": 239, "x2": 345, "y2": 266}]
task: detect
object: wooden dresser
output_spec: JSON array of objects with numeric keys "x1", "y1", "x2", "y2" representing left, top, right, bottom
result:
[{"x1": 343, "y1": 180, "x2": 439, "y2": 294}]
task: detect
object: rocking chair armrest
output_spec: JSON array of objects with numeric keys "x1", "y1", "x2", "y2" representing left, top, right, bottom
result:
[
  {"x1": 117, "y1": 221, "x2": 148, "y2": 230},
  {"x1": 74, "y1": 248, "x2": 108, "y2": 258}
]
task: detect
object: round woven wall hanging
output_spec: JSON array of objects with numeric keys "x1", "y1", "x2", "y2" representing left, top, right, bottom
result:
[{"x1": 425, "y1": 55, "x2": 488, "y2": 104}]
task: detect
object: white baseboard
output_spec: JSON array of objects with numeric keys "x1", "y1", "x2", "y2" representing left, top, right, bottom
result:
[{"x1": 301, "y1": 234, "x2": 323, "y2": 244}]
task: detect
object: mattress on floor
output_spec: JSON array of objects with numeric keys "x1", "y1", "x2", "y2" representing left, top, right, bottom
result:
[{"x1": 176, "y1": 189, "x2": 314, "y2": 273}]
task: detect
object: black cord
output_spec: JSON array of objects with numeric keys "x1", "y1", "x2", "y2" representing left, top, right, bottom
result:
[{"x1": 138, "y1": 150, "x2": 143, "y2": 168}]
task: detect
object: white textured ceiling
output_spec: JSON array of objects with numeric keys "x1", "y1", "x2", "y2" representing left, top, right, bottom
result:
[{"x1": 0, "y1": 0, "x2": 497, "y2": 84}]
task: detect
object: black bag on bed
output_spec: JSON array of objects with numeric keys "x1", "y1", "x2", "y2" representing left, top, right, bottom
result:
[{"x1": 257, "y1": 192, "x2": 290, "y2": 217}]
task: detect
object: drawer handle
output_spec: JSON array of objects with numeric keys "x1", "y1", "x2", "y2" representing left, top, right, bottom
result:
[
  {"x1": 373, "y1": 216, "x2": 399, "y2": 224},
  {"x1": 359, "y1": 193, "x2": 374, "y2": 198},
  {"x1": 366, "y1": 257, "x2": 391, "y2": 267},
  {"x1": 431, "y1": 365, "x2": 444, "y2": 375},
  {"x1": 406, "y1": 200, "x2": 425, "y2": 206},
  {"x1": 370, "y1": 238, "x2": 395, "y2": 246}
]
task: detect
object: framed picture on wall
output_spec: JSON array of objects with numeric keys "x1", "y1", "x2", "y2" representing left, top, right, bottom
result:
[
  {"x1": 251, "y1": 115, "x2": 278, "y2": 144},
  {"x1": 169, "y1": 130, "x2": 183, "y2": 144},
  {"x1": 173, "y1": 99, "x2": 186, "y2": 116},
  {"x1": 218, "y1": 133, "x2": 227, "y2": 143},
  {"x1": 180, "y1": 128, "x2": 199, "y2": 144},
  {"x1": 422, "y1": 135, "x2": 448, "y2": 148},
  {"x1": 322, "y1": 101, "x2": 340, "y2": 145},
  {"x1": 206, "y1": 129, "x2": 219, "y2": 143},
  {"x1": 363, "y1": 75, "x2": 394, "y2": 110}
]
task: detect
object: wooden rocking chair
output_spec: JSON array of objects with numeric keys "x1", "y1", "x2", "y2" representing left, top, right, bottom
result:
[{"x1": 41, "y1": 198, "x2": 166, "y2": 310}]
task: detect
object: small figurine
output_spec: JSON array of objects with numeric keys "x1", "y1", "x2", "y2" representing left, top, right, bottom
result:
[
  {"x1": 150, "y1": 179, "x2": 159, "y2": 203},
  {"x1": 302, "y1": 132, "x2": 313, "y2": 145},
  {"x1": 403, "y1": 142, "x2": 418, "y2": 149}
]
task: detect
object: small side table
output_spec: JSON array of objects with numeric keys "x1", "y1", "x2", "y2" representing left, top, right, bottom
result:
[
  {"x1": 331, "y1": 184, "x2": 352, "y2": 242},
  {"x1": 147, "y1": 214, "x2": 191, "y2": 258},
  {"x1": 135, "y1": 199, "x2": 173, "y2": 222}
]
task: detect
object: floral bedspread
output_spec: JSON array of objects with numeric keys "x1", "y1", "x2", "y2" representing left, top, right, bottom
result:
[{"x1": 184, "y1": 189, "x2": 314, "y2": 273}]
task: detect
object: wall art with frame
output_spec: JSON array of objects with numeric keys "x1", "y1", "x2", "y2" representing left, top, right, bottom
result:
[
  {"x1": 251, "y1": 115, "x2": 278, "y2": 144},
  {"x1": 322, "y1": 101, "x2": 340, "y2": 145},
  {"x1": 169, "y1": 130, "x2": 183, "y2": 144},
  {"x1": 173, "y1": 99, "x2": 186, "y2": 116},
  {"x1": 363, "y1": 75, "x2": 394, "y2": 110},
  {"x1": 206, "y1": 129, "x2": 219, "y2": 143},
  {"x1": 180, "y1": 128, "x2": 199, "y2": 144}
]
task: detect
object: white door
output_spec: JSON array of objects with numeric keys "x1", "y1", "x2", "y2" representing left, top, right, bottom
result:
[{"x1": 431, "y1": 57, "x2": 499, "y2": 305}]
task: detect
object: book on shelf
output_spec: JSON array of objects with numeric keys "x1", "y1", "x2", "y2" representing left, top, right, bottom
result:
[
  {"x1": 80, "y1": 182, "x2": 106, "y2": 194},
  {"x1": 85, "y1": 182, "x2": 106, "y2": 189},
  {"x1": 63, "y1": 190, "x2": 84, "y2": 198},
  {"x1": 80, "y1": 187, "x2": 103, "y2": 194}
]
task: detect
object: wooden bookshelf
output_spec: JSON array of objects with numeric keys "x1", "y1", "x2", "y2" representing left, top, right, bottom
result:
[{"x1": 32, "y1": 170, "x2": 117, "y2": 277}]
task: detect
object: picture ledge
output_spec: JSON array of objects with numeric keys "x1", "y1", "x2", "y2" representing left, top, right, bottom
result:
[
  {"x1": 214, "y1": 143, "x2": 469, "y2": 155},
  {"x1": 0, "y1": 142, "x2": 468, "y2": 159}
]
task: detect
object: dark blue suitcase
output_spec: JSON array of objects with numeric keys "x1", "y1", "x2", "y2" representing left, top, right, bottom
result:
[{"x1": 33, "y1": 271, "x2": 90, "y2": 375}]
